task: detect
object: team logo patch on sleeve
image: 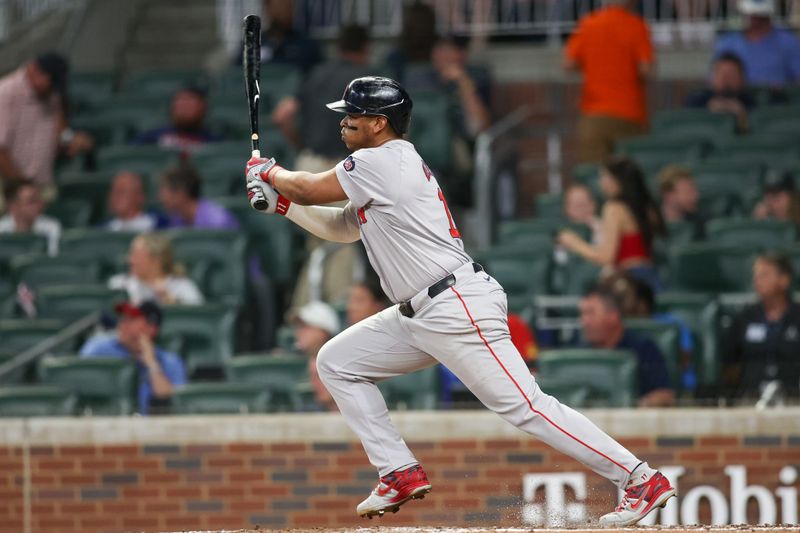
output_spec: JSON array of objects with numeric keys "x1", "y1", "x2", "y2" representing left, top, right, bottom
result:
[{"x1": 343, "y1": 156, "x2": 355, "y2": 172}]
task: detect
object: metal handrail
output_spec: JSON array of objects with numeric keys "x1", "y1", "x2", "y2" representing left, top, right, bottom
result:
[
  {"x1": 0, "y1": 311, "x2": 100, "y2": 381},
  {"x1": 472, "y1": 105, "x2": 531, "y2": 249}
]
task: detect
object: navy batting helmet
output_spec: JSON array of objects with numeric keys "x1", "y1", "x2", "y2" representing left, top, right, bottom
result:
[{"x1": 326, "y1": 76, "x2": 413, "y2": 135}]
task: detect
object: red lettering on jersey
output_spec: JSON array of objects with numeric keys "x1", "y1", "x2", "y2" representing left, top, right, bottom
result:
[
  {"x1": 357, "y1": 207, "x2": 367, "y2": 225},
  {"x1": 422, "y1": 161, "x2": 433, "y2": 182}
]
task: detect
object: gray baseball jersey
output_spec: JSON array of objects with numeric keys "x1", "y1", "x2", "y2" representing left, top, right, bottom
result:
[{"x1": 335, "y1": 139, "x2": 471, "y2": 303}]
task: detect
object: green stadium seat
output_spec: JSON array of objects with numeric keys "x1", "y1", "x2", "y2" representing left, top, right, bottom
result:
[
  {"x1": 537, "y1": 349, "x2": 638, "y2": 407},
  {"x1": 708, "y1": 135, "x2": 800, "y2": 167},
  {"x1": 216, "y1": 65, "x2": 301, "y2": 110},
  {"x1": 54, "y1": 171, "x2": 114, "y2": 225},
  {"x1": 666, "y1": 221, "x2": 698, "y2": 247},
  {"x1": 0, "y1": 352, "x2": 28, "y2": 384},
  {"x1": 408, "y1": 91, "x2": 452, "y2": 172},
  {"x1": 668, "y1": 243, "x2": 757, "y2": 292},
  {"x1": 535, "y1": 193, "x2": 563, "y2": 220},
  {"x1": 652, "y1": 109, "x2": 737, "y2": 142},
  {"x1": 483, "y1": 246, "x2": 552, "y2": 302},
  {"x1": 624, "y1": 318, "x2": 681, "y2": 391},
  {"x1": 706, "y1": 218, "x2": 796, "y2": 249},
  {"x1": 45, "y1": 198, "x2": 93, "y2": 229},
  {"x1": 71, "y1": 114, "x2": 136, "y2": 148},
  {"x1": 783, "y1": 245, "x2": 800, "y2": 291},
  {"x1": 0, "y1": 319, "x2": 71, "y2": 355},
  {"x1": 551, "y1": 254, "x2": 602, "y2": 296},
  {"x1": 10, "y1": 255, "x2": 102, "y2": 289},
  {"x1": 169, "y1": 230, "x2": 247, "y2": 305},
  {"x1": 0, "y1": 386, "x2": 77, "y2": 417},
  {"x1": 655, "y1": 292, "x2": 720, "y2": 389},
  {"x1": 378, "y1": 365, "x2": 439, "y2": 410},
  {"x1": 535, "y1": 376, "x2": 590, "y2": 408},
  {"x1": 616, "y1": 135, "x2": 709, "y2": 168},
  {"x1": 159, "y1": 304, "x2": 237, "y2": 376},
  {"x1": 172, "y1": 383, "x2": 269, "y2": 414},
  {"x1": 224, "y1": 353, "x2": 307, "y2": 412},
  {"x1": 125, "y1": 69, "x2": 209, "y2": 98},
  {"x1": 70, "y1": 72, "x2": 114, "y2": 114},
  {"x1": 38, "y1": 356, "x2": 136, "y2": 415},
  {"x1": 60, "y1": 229, "x2": 137, "y2": 278},
  {"x1": 497, "y1": 219, "x2": 590, "y2": 247},
  {"x1": 95, "y1": 145, "x2": 177, "y2": 175},
  {"x1": 0, "y1": 234, "x2": 48, "y2": 277},
  {"x1": 35, "y1": 285, "x2": 126, "y2": 322},
  {"x1": 749, "y1": 106, "x2": 800, "y2": 136},
  {"x1": 214, "y1": 197, "x2": 301, "y2": 286}
]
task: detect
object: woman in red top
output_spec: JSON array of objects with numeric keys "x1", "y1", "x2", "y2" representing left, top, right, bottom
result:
[{"x1": 558, "y1": 156, "x2": 666, "y2": 290}]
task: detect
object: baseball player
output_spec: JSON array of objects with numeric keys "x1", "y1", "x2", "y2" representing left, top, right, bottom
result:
[{"x1": 245, "y1": 76, "x2": 675, "y2": 526}]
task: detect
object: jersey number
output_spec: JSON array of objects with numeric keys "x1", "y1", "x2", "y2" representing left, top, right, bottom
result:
[{"x1": 438, "y1": 188, "x2": 461, "y2": 239}]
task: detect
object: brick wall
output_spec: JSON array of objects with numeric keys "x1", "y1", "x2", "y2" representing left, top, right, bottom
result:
[{"x1": 1, "y1": 410, "x2": 798, "y2": 533}]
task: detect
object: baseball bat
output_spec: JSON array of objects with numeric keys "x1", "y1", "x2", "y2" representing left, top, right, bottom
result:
[{"x1": 243, "y1": 14, "x2": 269, "y2": 210}]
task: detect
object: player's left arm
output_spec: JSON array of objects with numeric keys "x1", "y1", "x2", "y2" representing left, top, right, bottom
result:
[{"x1": 271, "y1": 167, "x2": 348, "y2": 206}]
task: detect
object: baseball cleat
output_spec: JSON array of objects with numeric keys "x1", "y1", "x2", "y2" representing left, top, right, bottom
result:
[
  {"x1": 599, "y1": 470, "x2": 676, "y2": 527},
  {"x1": 357, "y1": 464, "x2": 432, "y2": 518}
]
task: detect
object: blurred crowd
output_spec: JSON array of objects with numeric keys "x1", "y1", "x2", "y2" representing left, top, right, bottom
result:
[{"x1": 0, "y1": 0, "x2": 799, "y2": 416}]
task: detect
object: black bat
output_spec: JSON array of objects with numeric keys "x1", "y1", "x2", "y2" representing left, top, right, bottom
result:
[{"x1": 243, "y1": 14, "x2": 269, "y2": 210}]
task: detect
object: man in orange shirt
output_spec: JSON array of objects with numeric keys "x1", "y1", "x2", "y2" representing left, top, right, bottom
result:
[{"x1": 565, "y1": 0, "x2": 655, "y2": 163}]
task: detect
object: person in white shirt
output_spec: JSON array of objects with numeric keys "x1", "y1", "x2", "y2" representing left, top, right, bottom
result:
[
  {"x1": 108, "y1": 232, "x2": 203, "y2": 306},
  {"x1": 0, "y1": 179, "x2": 61, "y2": 255},
  {"x1": 105, "y1": 171, "x2": 162, "y2": 233}
]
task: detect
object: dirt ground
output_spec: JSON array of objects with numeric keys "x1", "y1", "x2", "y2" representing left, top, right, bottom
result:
[{"x1": 175, "y1": 527, "x2": 800, "y2": 533}]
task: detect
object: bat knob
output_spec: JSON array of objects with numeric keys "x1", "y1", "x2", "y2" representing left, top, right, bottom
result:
[{"x1": 253, "y1": 198, "x2": 269, "y2": 210}]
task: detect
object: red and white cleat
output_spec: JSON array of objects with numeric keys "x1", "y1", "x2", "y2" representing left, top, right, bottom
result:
[
  {"x1": 599, "y1": 469, "x2": 677, "y2": 527},
  {"x1": 357, "y1": 464, "x2": 432, "y2": 518}
]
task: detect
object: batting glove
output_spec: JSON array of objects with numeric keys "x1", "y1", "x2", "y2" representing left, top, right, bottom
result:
[
  {"x1": 246, "y1": 156, "x2": 283, "y2": 187},
  {"x1": 246, "y1": 180, "x2": 292, "y2": 215}
]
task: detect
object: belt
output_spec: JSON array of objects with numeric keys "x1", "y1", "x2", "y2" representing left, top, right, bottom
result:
[{"x1": 398, "y1": 262, "x2": 483, "y2": 319}]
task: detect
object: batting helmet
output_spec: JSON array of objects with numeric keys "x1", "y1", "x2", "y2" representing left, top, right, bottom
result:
[{"x1": 326, "y1": 76, "x2": 413, "y2": 135}]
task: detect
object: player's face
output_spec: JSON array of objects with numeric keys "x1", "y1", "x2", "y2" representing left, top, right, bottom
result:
[{"x1": 340, "y1": 114, "x2": 385, "y2": 150}]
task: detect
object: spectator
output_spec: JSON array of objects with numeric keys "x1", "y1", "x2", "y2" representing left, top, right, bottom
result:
[
  {"x1": 346, "y1": 274, "x2": 390, "y2": 326},
  {"x1": 686, "y1": 53, "x2": 755, "y2": 131},
  {"x1": 105, "y1": 171, "x2": 165, "y2": 232},
  {"x1": 712, "y1": 0, "x2": 800, "y2": 88},
  {"x1": 657, "y1": 165, "x2": 705, "y2": 238},
  {"x1": 604, "y1": 272, "x2": 697, "y2": 391},
  {"x1": 108, "y1": 232, "x2": 203, "y2": 306},
  {"x1": 158, "y1": 161, "x2": 239, "y2": 229},
  {"x1": 562, "y1": 183, "x2": 602, "y2": 243},
  {"x1": 0, "y1": 52, "x2": 94, "y2": 203},
  {"x1": 403, "y1": 34, "x2": 493, "y2": 206},
  {"x1": 384, "y1": 1, "x2": 439, "y2": 81},
  {"x1": 132, "y1": 86, "x2": 221, "y2": 152},
  {"x1": 272, "y1": 24, "x2": 374, "y2": 172},
  {"x1": 752, "y1": 171, "x2": 800, "y2": 224},
  {"x1": 564, "y1": 0, "x2": 655, "y2": 163},
  {"x1": 580, "y1": 286, "x2": 675, "y2": 407},
  {"x1": 291, "y1": 301, "x2": 340, "y2": 412},
  {"x1": 558, "y1": 157, "x2": 667, "y2": 291},
  {"x1": 240, "y1": 0, "x2": 321, "y2": 73},
  {"x1": 0, "y1": 179, "x2": 61, "y2": 255},
  {"x1": 80, "y1": 301, "x2": 187, "y2": 415},
  {"x1": 723, "y1": 253, "x2": 800, "y2": 400}
]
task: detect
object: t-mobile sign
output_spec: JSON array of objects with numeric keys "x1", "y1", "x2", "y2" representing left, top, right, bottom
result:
[{"x1": 522, "y1": 465, "x2": 798, "y2": 526}]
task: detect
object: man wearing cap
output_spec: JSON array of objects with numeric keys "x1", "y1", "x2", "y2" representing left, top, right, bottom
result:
[
  {"x1": 79, "y1": 301, "x2": 187, "y2": 415},
  {"x1": 753, "y1": 171, "x2": 800, "y2": 224},
  {"x1": 0, "y1": 52, "x2": 94, "y2": 200},
  {"x1": 291, "y1": 301, "x2": 340, "y2": 412},
  {"x1": 712, "y1": 0, "x2": 800, "y2": 88}
]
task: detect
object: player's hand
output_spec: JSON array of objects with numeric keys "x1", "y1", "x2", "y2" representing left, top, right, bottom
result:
[
  {"x1": 246, "y1": 156, "x2": 282, "y2": 187},
  {"x1": 247, "y1": 179, "x2": 293, "y2": 216}
]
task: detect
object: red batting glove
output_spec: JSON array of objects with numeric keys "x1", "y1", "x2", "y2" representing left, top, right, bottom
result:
[{"x1": 246, "y1": 156, "x2": 283, "y2": 187}]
